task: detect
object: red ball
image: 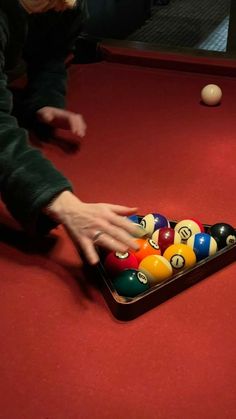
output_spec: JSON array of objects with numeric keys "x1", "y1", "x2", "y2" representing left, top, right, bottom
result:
[
  {"x1": 104, "y1": 251, "x2": 139, "y2": 277},
  {"x1": 152, "y1": 227, "x2": 181, "y2": 254}
]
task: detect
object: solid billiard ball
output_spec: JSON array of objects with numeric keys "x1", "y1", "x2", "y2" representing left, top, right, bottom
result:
[
  {"x1": 104, "y1": 251, "x2": 139, "y2": 277},
  {"x1": 140, "y1": 213, "x2": 170, "y2": 236},
  {"x1": 201, "y1": 84, "x2": 222, "y2": 106},
  {"x1": 187, "y1": 233, "x2": 217, "y2": 261},
  {"x1": 174, "y1": 218, "x2": 204, "y2": 242},
  {"x1": 132, "y1": 238, "x2": 161, "y2": 263},
  {"x1": 163, "y1": 243, "x2": 196, "y2": 271},
  {"x1": 139, "y1": 255, "x2": 173, "y2": 286},
  {"x1": 113, "y1": 269, "x2": 150, "y2": 297},
  {"x1": 152, "y1": 227, "x2": 181, "y2": 254},
  {"x1": 208, "y1": 223, "x2": 236, "y2": 249}
]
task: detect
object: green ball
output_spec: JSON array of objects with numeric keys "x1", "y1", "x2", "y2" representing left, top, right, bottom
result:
[{"x1": 113, "y1": 269, "x2": 150, "y2": 298}]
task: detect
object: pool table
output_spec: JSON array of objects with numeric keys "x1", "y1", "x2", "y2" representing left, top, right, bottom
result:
[{"x1": 0, "y1": 42, "x2": 236, "y2": 419}]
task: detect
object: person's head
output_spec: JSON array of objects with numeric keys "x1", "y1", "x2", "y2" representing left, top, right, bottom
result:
[{"x1": 19, "y1": 0, "x2": 76, "y2": 14}]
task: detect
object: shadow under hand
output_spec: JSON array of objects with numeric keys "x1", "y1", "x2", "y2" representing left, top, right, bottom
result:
[
  {"x1": 0, "y1": 221, "x2": 100, "y2": 306},
  {"x1": 29, "y1": 124, "x2": 81, "y2": 154}
]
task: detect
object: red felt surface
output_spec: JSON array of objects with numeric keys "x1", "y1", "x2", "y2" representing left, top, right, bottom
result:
[{"x1": 0, "y1": 50, "x2": 236, "y2": 419}]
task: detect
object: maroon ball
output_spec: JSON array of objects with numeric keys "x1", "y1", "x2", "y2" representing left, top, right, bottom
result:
[{"x1": 152, "y1": 227, "x2": 181, "y2": 254}]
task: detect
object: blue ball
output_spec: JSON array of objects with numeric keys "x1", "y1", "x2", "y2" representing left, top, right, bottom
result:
[{"x1": 187, "y1": 233, "x2": 217, "y2": 261}]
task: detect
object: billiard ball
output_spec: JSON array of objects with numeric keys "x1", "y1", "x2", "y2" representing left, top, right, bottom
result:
[
  {"x1": 113, "y1": 269, "x2": 150, "y2": 297},
  {"x1": 201, "y1": 84, "x2": 222, "y2": 106},
  {"x1": 140, "y1": 213, "x2": 170, "y2": 236},
  {"x1": 208, "y1": 223, "x2": 236, "y2": 249},
  {"x1": 128, "y1": 215, "x2": 139, "y2": 223},
  {"x1": 104, "y1": 251, "x2": 139, "y2": 277},
  {"x1": 152, "y1": 227, "x2": 181, "y2": 254},
  {"x1": 174, "y1": 218, "x2": 204, "y2": 242},
  {"x1": 139, "y1": 255, "x2": 173, "y2": 286},
  {"x1": 187, "y1": 233, "x2": 217, "y2": 261},
  {"x1": 132, "y1": 238, "x2": 161, "y2": 263},
  {"x1": 163, "y1": 243, "x2": 196, "y2": 271},
  {"x1": 127, "y1": 215, "x2": 148, "y2": 238},
  {"x1": 133, "y1": 224, "x2": 149, "y2": 238}
]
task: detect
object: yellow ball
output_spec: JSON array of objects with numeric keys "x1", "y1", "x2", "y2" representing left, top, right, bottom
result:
[
  {"x1": 201, "y1": 84, "x2": 222, "y2": 106},
  {"x1": 163, "y1": 244, "x2": 196, "y2": 272},
  {"x1": 139, "y1": 255, "x2": 173, "y2": 286}
]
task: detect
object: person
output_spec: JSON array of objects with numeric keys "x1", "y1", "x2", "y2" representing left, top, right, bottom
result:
[{"x1": 0, "y1": 0, "x2": 140, "y2": 265}]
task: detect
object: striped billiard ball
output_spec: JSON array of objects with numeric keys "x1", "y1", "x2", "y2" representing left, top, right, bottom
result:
[
  {"x1": 174, "y1": 218, "x2": 204, "y2": 242},
  {"x1": 139, "y1": 255, "x2": 173, "y2": 286},
  {"x1": 140, "y1": 213, "x2": 170, "y2": 236},
  {"x1": 187, "y1": 233, "x2": 217, "y2": 261}
]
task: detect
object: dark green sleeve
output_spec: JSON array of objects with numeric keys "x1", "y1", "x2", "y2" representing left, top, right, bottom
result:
[
  {"x1": 0, "y1": 14, "x2": 72, "y2": 234},
  {"x1": 21, "y1": 2, "x2": 89, "y2": 123}
]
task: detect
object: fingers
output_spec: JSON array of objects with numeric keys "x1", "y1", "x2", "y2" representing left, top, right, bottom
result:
[
  {"x1": 66, "y1": 220, "x2": 139, "y2": 265},
  {"x1": 68, "y1": 113, "x2": 87, "y2": 137},
  {"x1": 106, "y1": 205, "x2": 139, "y2": 216},
  {"x1": 97, "y1": 223, "x2": 140, "y2": 251},
  {"x1": 75, "y1": 226, "x2": 136, "y2": 265},
  {"x1": 36, "y1": 107, "x2": 87, "y2": 138},
  {"x1": 78, "y1": 234, "x2": 133, "y2": 265},
  {"x1": 78, "y1": 236, "x2": 100, "y2": 265},
  {"x1": 37, "y1": 108, "x2": 54, "y2": 123},
  {"x1": 98, "y1": 207, "x2": 140, "y2": 238},
  {"x1": 92, "y1": 234, "x2": 131, "y2": 254}
]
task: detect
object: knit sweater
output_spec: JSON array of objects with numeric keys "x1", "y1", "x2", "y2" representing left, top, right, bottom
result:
[{"x1": 0, "y1": 0, "x2": 88, "y2": 234}]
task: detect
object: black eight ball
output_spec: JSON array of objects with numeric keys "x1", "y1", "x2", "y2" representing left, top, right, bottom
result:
[{"x1": 208, "y1": 223, "x2": 236, "y2": 249}]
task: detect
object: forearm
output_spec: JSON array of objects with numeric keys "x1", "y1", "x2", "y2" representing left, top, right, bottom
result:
[
  {"x1": 21, "y1": 2, "x2": 89, "y2": 124},
  {"x1": 0, "y1": 76, "x2": 72, "y2": 233},
  {"x1": 0, "y1": 122, "x2": 72, "y2": 232}
]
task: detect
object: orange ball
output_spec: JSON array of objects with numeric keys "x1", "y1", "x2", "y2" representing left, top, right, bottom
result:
[{"x1": 132, "y1": 238, "x2": 161, "y2": 263}]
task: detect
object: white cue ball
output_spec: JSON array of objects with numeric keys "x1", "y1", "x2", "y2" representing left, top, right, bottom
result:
[{"x1": 201, "y1": 84, "x2": 222, "y2": 106}]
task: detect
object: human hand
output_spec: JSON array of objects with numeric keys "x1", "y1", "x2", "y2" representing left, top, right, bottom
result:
[
  {"x1": 36, "y1": 106, "x2": 87, "y2": 138},
  {"x1": 44, "y1": 191, "x2": 140, "y2": 265}
]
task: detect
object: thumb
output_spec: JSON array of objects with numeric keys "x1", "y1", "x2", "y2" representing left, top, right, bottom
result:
[{"x1": 37, "y1": 109, "x2": 54, "y2": 123}]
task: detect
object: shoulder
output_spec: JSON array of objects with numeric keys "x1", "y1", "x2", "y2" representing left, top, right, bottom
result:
[{"x1": 0, "y1": 9, "x2": 9, "y2": 47}]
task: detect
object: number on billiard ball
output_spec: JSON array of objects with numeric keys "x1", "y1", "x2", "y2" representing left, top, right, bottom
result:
[{"x1": 163, "y1": 243, "x2": 196, "y2": 271}]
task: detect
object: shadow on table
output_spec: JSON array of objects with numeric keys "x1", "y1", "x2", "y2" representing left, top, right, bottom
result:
[{"x1": 0, "y1": 217, "x2": 99, "y2": 306}]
